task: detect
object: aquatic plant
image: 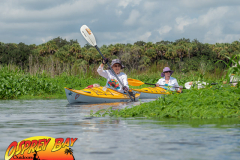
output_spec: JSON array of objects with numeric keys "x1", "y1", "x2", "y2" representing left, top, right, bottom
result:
[
  {"x1": 90, "y1": 85, "x2": 240, "y2": 119},
  {"x1": 217, "y1": 53, "x2": 240, "y2": 83}
]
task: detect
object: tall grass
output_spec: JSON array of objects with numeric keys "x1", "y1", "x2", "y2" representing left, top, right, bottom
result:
[{"x1": 28, "y1": 55, "x2": 101, "y2": 78}]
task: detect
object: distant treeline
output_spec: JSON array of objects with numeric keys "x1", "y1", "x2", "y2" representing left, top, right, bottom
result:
[{"x1": 1, "y1": 37, "x2": 240, "y2": 76}]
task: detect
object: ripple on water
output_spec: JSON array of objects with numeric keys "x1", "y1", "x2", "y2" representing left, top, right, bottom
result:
[{"x1": 0, "y1": 99, "x2": 240, "y2": 160}]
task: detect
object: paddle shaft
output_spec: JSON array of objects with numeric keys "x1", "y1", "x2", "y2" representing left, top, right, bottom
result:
[
  {"x1": 144, "y1": 82, "x2": 184, "y2": 88},
  {"x1": 211, "y1": 81, "x2": 239, "y2": 85},
  {"x1": 95, "y1": 46, "x2": 134, "y2": 101}
]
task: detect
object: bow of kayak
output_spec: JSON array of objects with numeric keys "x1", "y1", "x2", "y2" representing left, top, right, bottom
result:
[{"x1": 65, "y1": 87, "x2": 140, "y2": 104}]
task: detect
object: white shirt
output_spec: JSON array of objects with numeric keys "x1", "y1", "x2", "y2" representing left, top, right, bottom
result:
[
  {"x1": 156, "y1": 77, "x2": 180, "y2": 91},
  {"x1": 97, "y1": 65, "x2": 129, "y2": 93}
]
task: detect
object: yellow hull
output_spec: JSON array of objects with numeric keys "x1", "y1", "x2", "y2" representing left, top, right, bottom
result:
[
  {"x1": 132, "y1": 87, "x2": 170, "y2": 99},
  {"x1": 65, "y1": 87, "x2": 140, "y2": 103}
]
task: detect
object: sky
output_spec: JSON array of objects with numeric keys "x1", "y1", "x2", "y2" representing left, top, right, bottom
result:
[{"x1": 1, "y1": 0, "x2": 240, "y2": 47}]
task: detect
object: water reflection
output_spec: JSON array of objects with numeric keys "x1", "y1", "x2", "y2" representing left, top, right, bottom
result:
[{"x1": 66, "y1": 99, "x2": 156, "y2": 111}]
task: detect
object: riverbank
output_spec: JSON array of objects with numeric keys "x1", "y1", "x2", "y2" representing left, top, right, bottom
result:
[
  {"x1": 0, "y1": 67, "x2": 106, "y2": 99},
  {"x1": 0, "y1": 64, "x2": 226, "y2": 100}
]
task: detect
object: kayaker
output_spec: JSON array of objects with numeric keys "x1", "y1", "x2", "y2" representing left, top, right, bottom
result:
[
  {"x1": 97, "y1": 58, "x2": 129, "y2": 93},
  {"x1": 155, "y1": 67, "x2": 183, "y2": 92}
]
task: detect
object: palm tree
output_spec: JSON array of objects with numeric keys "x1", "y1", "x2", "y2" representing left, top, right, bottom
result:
[
  {"x1": 155, "y1": 44, "x2": 167, "y2": 60},
  {"x1": 176, "y1": 45, "x2": 185, "y2": 62},
  {"x1": 165, "y1": 45, "x2": 177, "y2": 64},
  {"x1": 108, "y1": 43, "x2": 124, "y2": 56},
  {"x1": 120, "y1": 44, "x2": 143, "y2": 70},
  {"x1": 187, "y1": 43, "x2": 197, "y2": 59},
  {"x1": 69, "y1": 43, "x2": 81, "y2": 55},
  {"x1": 145, "y1": 48, "x2": 157, "y2": 64},
  {"x1": 144, "y1": 42, "x2": 154, "y2": 51},
  {"x1": 65, "y1": 148, "x2": 75, "y2": 160},
  {"x1": 134, "y1": 40, "x2": 146, "y2": 46}
]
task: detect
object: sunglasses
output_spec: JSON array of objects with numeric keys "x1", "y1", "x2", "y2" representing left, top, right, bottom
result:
[{"x1": 164, "y1": 71, "x2": 171, "y2": 73}]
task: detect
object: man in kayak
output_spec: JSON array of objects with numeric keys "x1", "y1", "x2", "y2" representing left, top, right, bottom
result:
[
  {"x1": 155, "y1": 67, "x2": 183, "y2": 92},
  {"x1": 97, "y1": 58, "x2": 129, "y2": 93}
]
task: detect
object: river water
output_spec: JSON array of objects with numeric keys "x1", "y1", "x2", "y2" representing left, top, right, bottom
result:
[{"x1": 1, "y1": 99, "x2": 240, "y2": 160}]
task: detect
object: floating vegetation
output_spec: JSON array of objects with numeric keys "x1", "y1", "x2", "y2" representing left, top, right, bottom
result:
[{"x1": 90, "y1": 85, "x2": 240, "y2": 119}]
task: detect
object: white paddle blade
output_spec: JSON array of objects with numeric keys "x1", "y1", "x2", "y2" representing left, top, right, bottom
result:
[{"x1": 80, "y1": 25, "x2": 97, "y2": 46}]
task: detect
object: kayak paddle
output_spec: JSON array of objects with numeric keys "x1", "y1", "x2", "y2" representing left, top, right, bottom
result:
[
  {"x1": 80, "y1": 25, "x2": 134, "y2": 102},
  {"x1": 210, "y1": 81, "x2": 239, "y2": 85}
]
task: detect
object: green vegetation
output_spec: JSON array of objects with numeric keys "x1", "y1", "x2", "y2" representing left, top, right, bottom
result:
[
  {"x1": 1, "y1": 37, "x2": 240, "y2": 119},
  {"x1": 90, "y1": 54, "x2": 240, "y2": 119},
  {"x1": 0, "y1": 63, "x2": 230, "y2": 100},
  {"x1": 90, "y1": 85, "x2": 240, "y2": 119},
  {"x1": 1, "y1": 37, "x2": 240, "y2": 77},
  {"x1": 0, "y1": 66, "x2": 106, "y2": 99}
]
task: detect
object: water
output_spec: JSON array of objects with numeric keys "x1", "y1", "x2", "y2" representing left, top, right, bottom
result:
[{"x1": 1, "y1": 99, "x2": 240, "y2": 160}]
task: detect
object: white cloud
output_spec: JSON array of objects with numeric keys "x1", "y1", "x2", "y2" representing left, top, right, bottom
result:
[
  {"x1": 0, "y1": 0, "x2": 240, "y2": 45},
  {"x1": 203, "y1": 26, "x2": 240, "y2": 43},
  {"x1": 138, "y1": 32, "x2": 151, "y2": 41},
  {"x1": 158, "y1": 25, "x2": 172, "y2": 35},
  {"x1": 175, "y1": 17, "x2": 197, "y2": 31},
  {"x1": 118, "y1": 0, "x2": 142, "y2": 8},
  {"x1": 203, "y1": 26, "x2": 222, "y2": 43},
  {"x1": 143, "y1": 1, "x2": 158, "y2": 11},
  {"x1": 198, "y1": 7, "x2": 229, "y2": 26},
  {"x1": 180, "y1": 0, "x2": 216, "y2": 8},
  {"x1": 41, "y1": 38, "x2": 46, "y2": 43},
  {"x1": 0, "y1": 0, "x2": 103, "y2": 22},
  {"x1": 115, "y1": 9, "x2": 123, "y2": 16},
  {"x1": 180, "y1": 0, "x2": 240, "y2": 8},
  {"x1": 124, "y1": 10, "x2": 140, "y2": 26},
  {"x1": 90, "y1": 19, "x2": 99, "y2": 23}
]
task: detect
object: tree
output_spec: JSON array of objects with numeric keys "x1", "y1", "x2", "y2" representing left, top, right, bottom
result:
[
  {"x1": 84, "y1": 43, "x2": 92, "y2": 50},
  {"x1": 174, "y1": 38, "x2": 190, "y2": 45},
  {"x1": 176, "y1": 45, "x2": 185, "y2": 62},
  {"x1": 144, "y1": 42, "x2": 154, "y2": 50},
  {"x1": 165, "y1": 45, "x2": 177, "y2": 64},
  {"x1": 38, "y1": 40, "x2": 58, "y2": 56},
  {"x1": 134, "y1": 41, "x2": 146, "y2": 46},
  {"x1": 156, "y1": 40, "x2": 172, "y2": 45},
  {"x1": 52, "y1": 37, "x2": 69, "y2": 48},
  {"x1": 145, "y1": 48, "x2": 157, "y2": 64},
  {"x1": 121, "y1": 45, "x2": 143, "y2": 70},
  {"x1": 108, "y1": 43, "x2": 124, "y2": 56},
  {"x1": 155, "y1": 44, "x2": 167, "y2": 60},
  {"x1": 0, "y1": 42, "x2": 31, "y2": 69}
]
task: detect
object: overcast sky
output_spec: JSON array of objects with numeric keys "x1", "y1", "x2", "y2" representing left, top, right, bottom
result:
[{"x1": 1, "y1": 0, "x2": 240, "y2": 47}]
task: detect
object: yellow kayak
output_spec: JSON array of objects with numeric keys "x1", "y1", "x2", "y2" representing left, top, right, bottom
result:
[
  {"x1": 132, "y1": 87, "x2": 171, "y2": 99},
  {"x1": 65, "y1": 87, "x2": 140, "y2": 104}
]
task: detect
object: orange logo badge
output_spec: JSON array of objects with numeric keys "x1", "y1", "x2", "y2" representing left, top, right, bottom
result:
[
  {"x1": 5, "y1": 136, "x2": 78, "y2": 160},
  {"x1": 85, "y1": 28, "x2": 92, "y2": 35}
]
